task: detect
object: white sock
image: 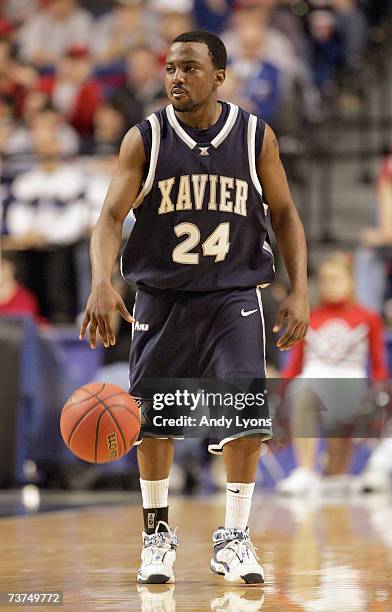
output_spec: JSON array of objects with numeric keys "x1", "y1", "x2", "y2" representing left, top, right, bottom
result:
[
  {"x1": 140, "y1": 477, "x2": 169, "y2": 508},
  {"x1": 225, "y1": 482, "x2": 255, "y2": 530}
]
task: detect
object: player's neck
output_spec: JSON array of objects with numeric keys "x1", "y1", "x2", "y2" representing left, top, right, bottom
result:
[{"x1": 174, "y1": 100, "x2": 222, "y2": 130}]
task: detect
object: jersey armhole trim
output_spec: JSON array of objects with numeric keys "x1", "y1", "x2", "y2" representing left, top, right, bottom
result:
[
  {"x1": 133, "y1": 113, "x2": 161, "y2": 210},
  {"x1": 247, "y1": 114, "x2": 268, "y2": 215}
]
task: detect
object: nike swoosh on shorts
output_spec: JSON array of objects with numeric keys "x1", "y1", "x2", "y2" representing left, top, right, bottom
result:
[{"x1": 241, "y1": 309, "x2": 258, "y2": 317}]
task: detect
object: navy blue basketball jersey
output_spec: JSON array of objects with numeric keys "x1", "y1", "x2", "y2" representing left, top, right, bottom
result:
[{"x1": 120, "y1": 102, "x2": 275, "y2": 291}]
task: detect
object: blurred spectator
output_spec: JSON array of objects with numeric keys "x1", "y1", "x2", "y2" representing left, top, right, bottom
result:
[
  {"x1": 225, "y1": 19, "x2": 282, "y2": 122},
  {"x1": 114, "y1": 46, "x2": 165, "y2": 117},
  {"x1": 0, "y1": 252, "x2": 41, "y2": 321},
  {"x1": 0, "y1": 100, "x2": 14, "y2": 158},
  {"x1": 307, "y1": 9, "x2": 343, "y2": 95},
  {"x1": 38, "y1": 45, "x2": 102, "y2": 136},
  {"x1": 1, "y1": 1, "x2": 39, "y2": 25},
  {"x1": 0, "y1": 0, "x2": 387, "y2": 496},
  {"x1": 4, "y1": 122, "x2": 90, "y2": 321},
  {"x1": 5, "y1": 105, "x2": 80, "y2": 160},
  {"x1": 91, "y1": 0, "x2": 148, "y2": 66},
  {"x1": 193, "y1": 0, "x2": 235, "y2": 34},
  {"x1": 82, "y1": 152, "x2": 135, "y2": 240},
  {"x1": 278, "y1": 253, "x2": 388, "y2": 495},
  {"x1": 152, "y1": 2, "x2": 193, "y2": 64},
  {"x1": 77, "y1": 153, "x2": 131, "y2": 311},
  {"x1": 283, "y1": 253, "x2": 388, "y2": 379},
  {"x1": 223, "y1": 5, "x2": 320, "y2": 129},
  {"x1": 83, "y1": 155, "x2": 118, "y2": 228},
  {"x1": 17, "y1": 0, "x2": 92, "y2": 67},
  {"x1": 150, "y1": 0, "x2": 193, "y2": 13},
  {"x1": 0, "y1": 39, "x2": 38, "y2": 119},
  {"x1": 0, "y1": 17, "x2": 14, "y2": 41},
  {"x1": 354, "y1": 153, "x2": 392, "y2": 315},
  {"x1": 80, "y1": 99, "x2": 128, "y2": 156},
  {"x1": 19, "y1": 89, "x2": 51, "y2": 125},
  {"x1": 269, "y1": 0, "x2": 310, "y2": 61},
  {"x1": 331, "y1": 0, "x2": 367, "y2": 69}
]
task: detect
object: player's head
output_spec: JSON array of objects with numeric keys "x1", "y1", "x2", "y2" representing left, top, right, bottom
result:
[
  {"x1": 165, "y1": 30, "x2": 227, "y2": 112},
  {"x1": 317, "y1": 253, "x2": 355, "y2": 304}
]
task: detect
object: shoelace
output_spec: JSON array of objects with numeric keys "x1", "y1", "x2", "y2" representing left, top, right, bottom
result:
[
  {"x1": 220, "y1": 538, "x2": 259, "y2": 564},
  {"x1": 143, "y1": 527, "x2": 179, "y2": 549},
  {"x1": 143, "y1": 532, "x2": 178, "y2": 565},
  {"x1": 144, "y1": 544, "x2": 170, "y2": 564},
  {"x1": 213, "y1": 527, "x2": 250, "y2": 544}
]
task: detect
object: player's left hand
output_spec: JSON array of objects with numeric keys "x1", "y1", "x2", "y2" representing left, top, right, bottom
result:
[{"x1": 273, "y1": 291, "x2": 309, "y2": 351}]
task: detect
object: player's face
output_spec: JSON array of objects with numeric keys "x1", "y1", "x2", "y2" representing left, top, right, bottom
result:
[{"x1": 165, "y1": 42, "x2": 225, "y2": 112}]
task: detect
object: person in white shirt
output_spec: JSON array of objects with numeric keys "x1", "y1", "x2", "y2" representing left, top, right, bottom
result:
[
  {"x1": 6, "y1": 122, "x2": 89, "y2": 321},
  {"x1": 17, "y1": 0, "x2": 92, "y2": 67}
]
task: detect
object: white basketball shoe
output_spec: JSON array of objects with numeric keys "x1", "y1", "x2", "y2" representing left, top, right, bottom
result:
[
  {"x1": 276, "y1": 467, "x2": 321, "y2": 496},
  {"x1": 210, "y1": 527, "x2": 265, "y2": 585},
  {"x1": 137, "y1": 521, "x2": 178, "y2": 584}
]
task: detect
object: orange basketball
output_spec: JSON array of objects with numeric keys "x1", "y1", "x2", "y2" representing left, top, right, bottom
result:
[{"x1": 60, "y1": 382, "x2": 141, "y2": 463}]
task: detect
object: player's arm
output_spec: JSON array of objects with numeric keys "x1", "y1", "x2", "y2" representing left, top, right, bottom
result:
[
  {"x1": 257, "y1": 124, "x2": 310, "y2": 350},
  {"x1": 79, "y1": 126, "x2": 146, "y2": 349}
]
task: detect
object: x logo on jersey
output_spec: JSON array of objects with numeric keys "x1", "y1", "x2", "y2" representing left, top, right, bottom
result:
[{"x1": 198, "y1": 146, "x2": 210, "y2": 156}]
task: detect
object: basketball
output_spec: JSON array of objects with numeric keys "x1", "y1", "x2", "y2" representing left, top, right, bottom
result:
[{"x1": 60, "y1": 383, "x2": 140, "y2": 464}]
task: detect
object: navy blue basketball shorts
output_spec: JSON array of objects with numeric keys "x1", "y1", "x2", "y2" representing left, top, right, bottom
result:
[{"x1": 129, "y1": 286, "x2": 272, "y2": 454}]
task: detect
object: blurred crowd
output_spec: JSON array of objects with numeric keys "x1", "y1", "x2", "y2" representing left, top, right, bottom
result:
[
  {"x1": 0, "y1": 0, "x2": 391, "y2": 493},
  {"x1": 0, "y1": 0, "x2": 387, "y2": 148},
  {"x1": 0, "y1": 0, "x2": 390, "y2": 323}
]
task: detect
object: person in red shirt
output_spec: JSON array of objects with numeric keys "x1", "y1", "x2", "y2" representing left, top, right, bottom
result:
[
  {"x1": 0, "y1": 253, "x2": 41, "y2": 321},
  {"x1": 277, "y1": 253, "x2": 389, "y2": 495},
  {"x1": 0, "y1": 38, "x2": 38, "y2": 119},
  {"x1": 38, "y1": 45, "x2": 101, "y2": 137}
]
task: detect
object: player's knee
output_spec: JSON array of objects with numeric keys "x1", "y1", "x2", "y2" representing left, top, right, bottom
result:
[
  {"x1": 137, "y1": 437, "x2": 174, "y2": 451},
  {"x1": 224, "y1": 436, "x2": 263, "y2": 453}
]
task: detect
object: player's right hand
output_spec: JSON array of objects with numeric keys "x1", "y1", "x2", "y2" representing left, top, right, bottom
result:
[{"x1": 79, "y1": 282, "x2": 134, "y2": 349}]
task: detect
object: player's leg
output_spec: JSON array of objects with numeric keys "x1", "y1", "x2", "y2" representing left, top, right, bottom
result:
[
  {"x1": 129, "y1": 288, "x2": 193, "y2": 583},
  {"x1": 138, "y1": 437, "x2": 174, "y2": 533},
  {"x1": 223, "y1": 436, "x2": 262, "y2": 528},
  {"x1": 208, "y1": 436, "x2": 265, "y2": 584},
  {"x1": 136, "y1": 438, "x2": 178, "y2": 584},
  {"x1": 195, "y1": 287, "x2": 270, "y2": 584}
]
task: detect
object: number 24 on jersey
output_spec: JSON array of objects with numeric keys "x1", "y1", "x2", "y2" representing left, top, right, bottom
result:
[{"x1": 172, "y1": 222, "x2": 230, "y2": 265}]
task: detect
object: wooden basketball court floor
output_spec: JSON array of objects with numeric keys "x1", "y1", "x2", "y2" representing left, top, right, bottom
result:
[{"x1": 1, "y1": 493, "x2": 391, "y2": 611}]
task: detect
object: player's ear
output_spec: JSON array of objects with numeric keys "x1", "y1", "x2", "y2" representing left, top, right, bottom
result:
[{"x1": 214, "y1": 69, "x2": 225, "y2": 88}]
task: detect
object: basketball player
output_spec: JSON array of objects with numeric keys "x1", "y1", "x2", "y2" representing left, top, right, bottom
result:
[{"x1": 80, "y1": 30, "x2": 309, "y2": 585}]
